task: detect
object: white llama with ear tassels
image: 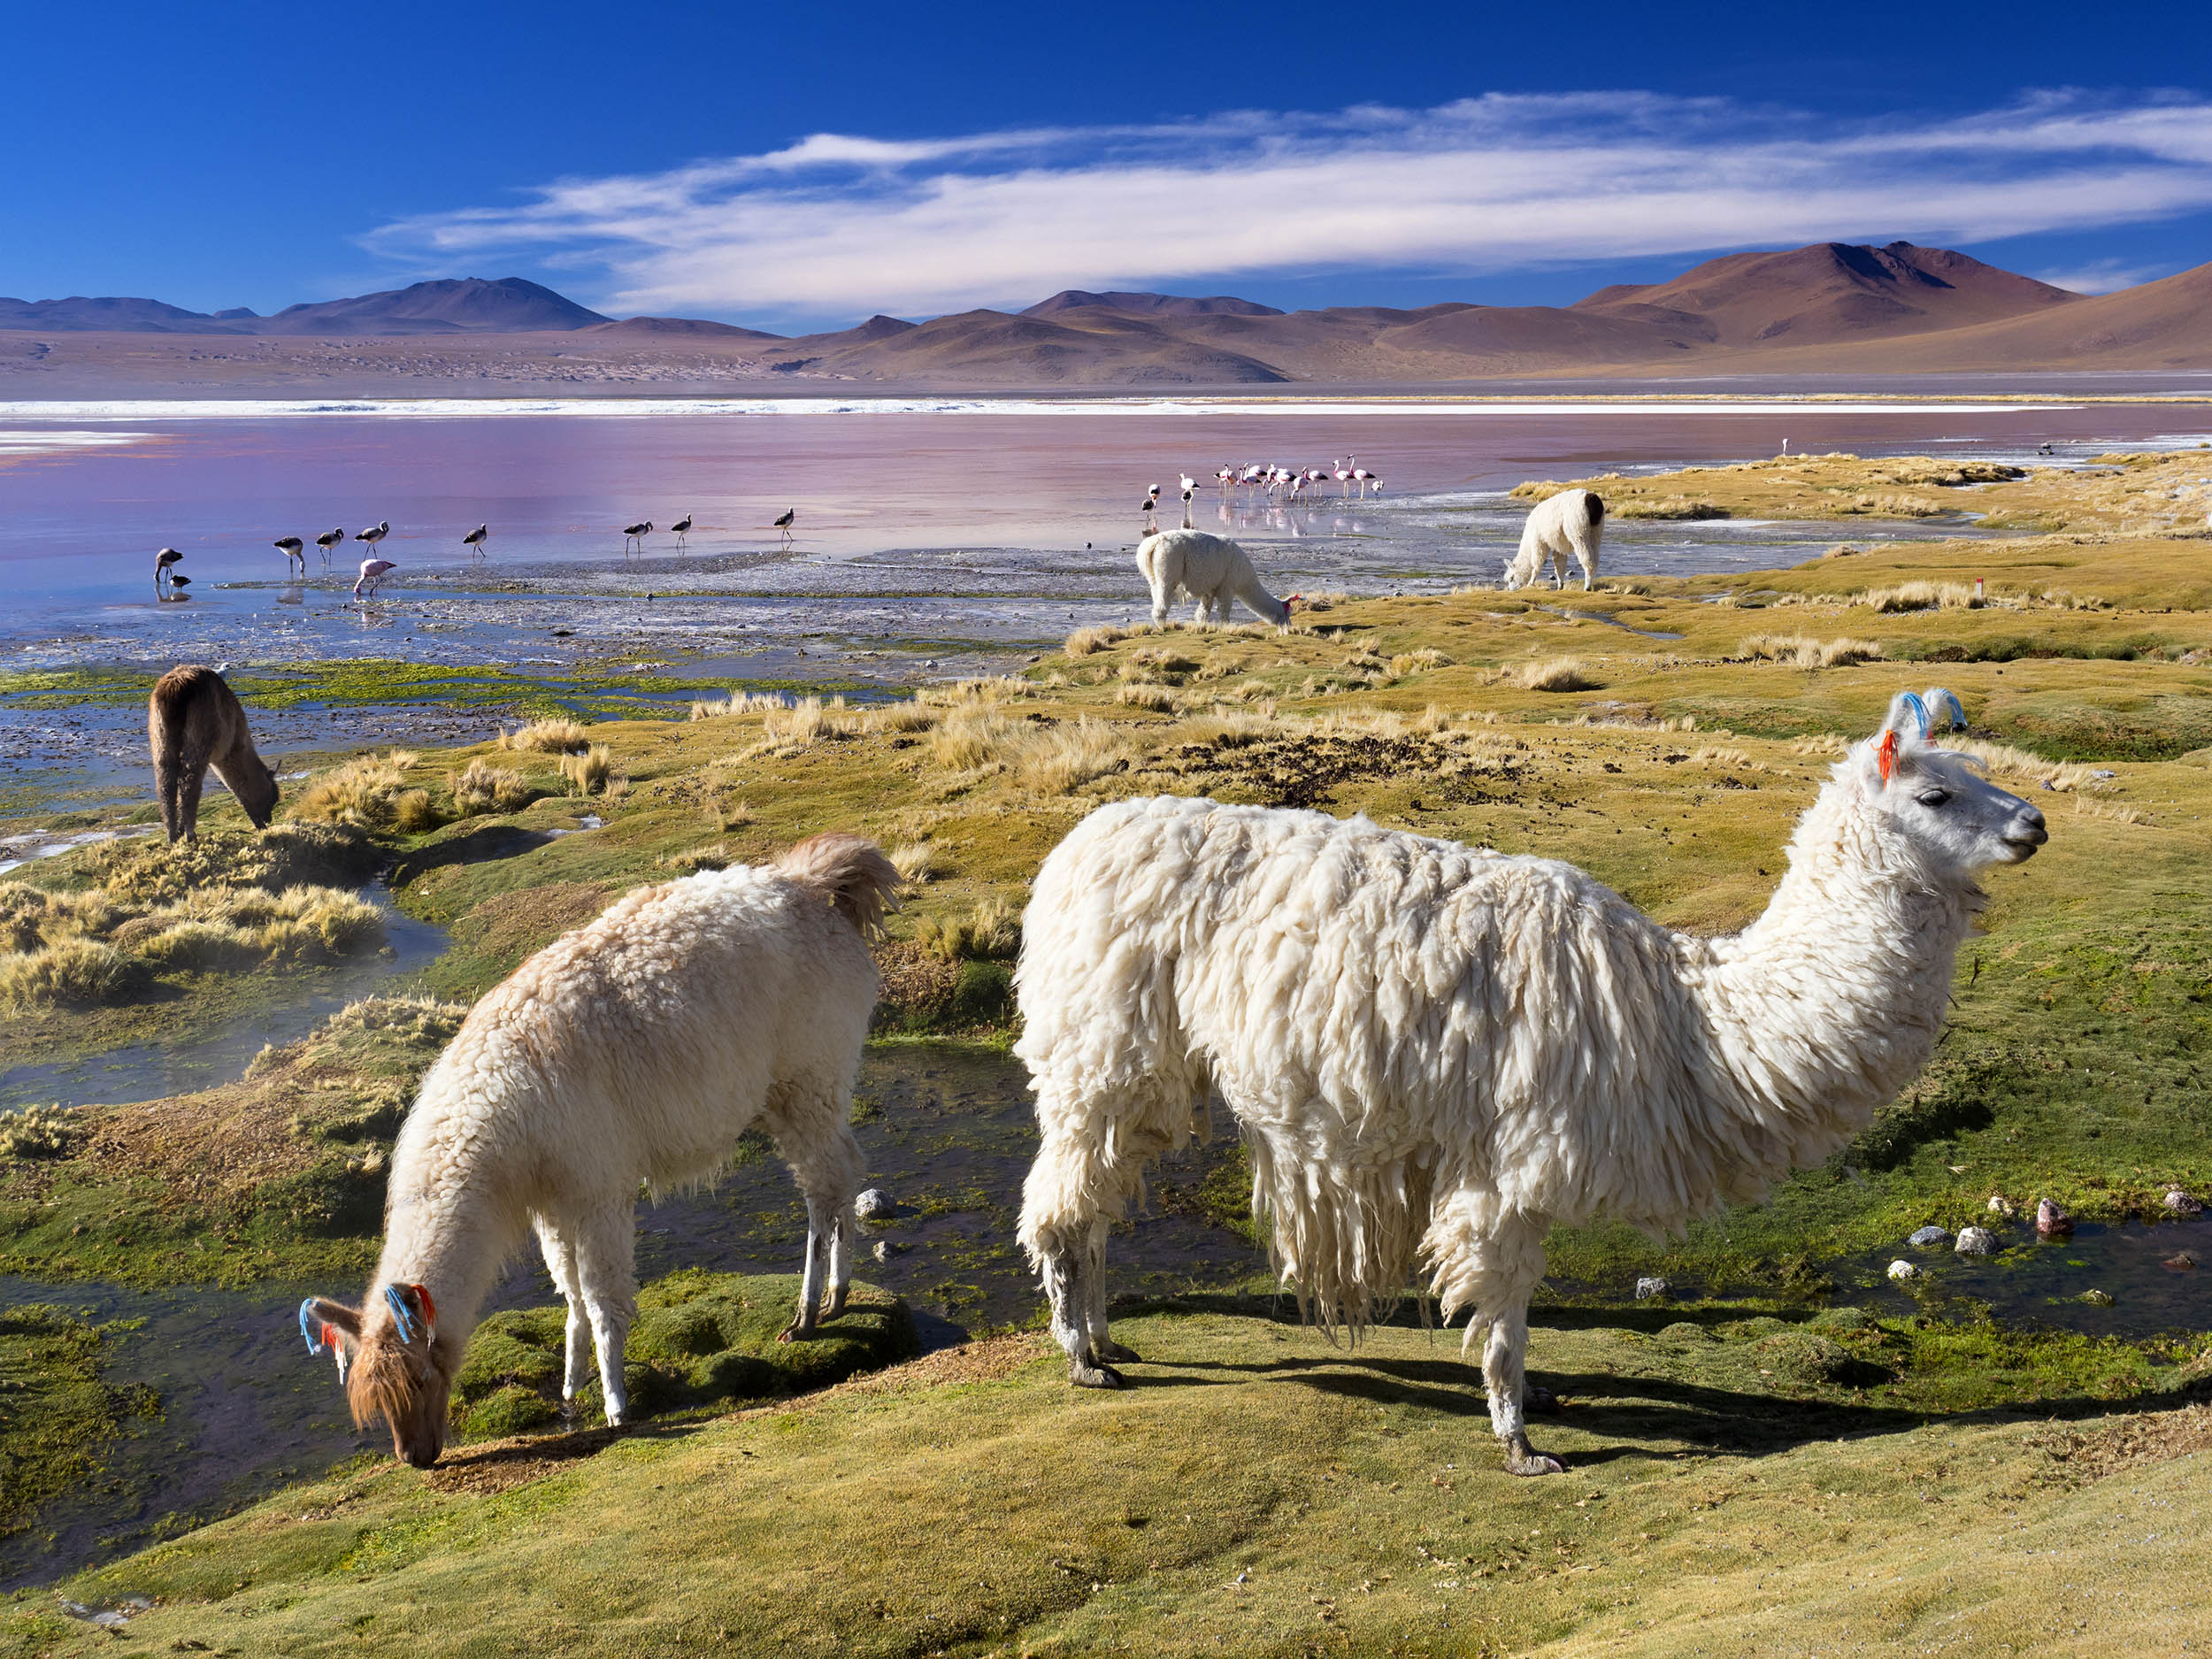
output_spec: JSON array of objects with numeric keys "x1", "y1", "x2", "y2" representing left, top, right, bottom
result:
[
  {"x1": 297, "y1": 833, "x2": 902, "y2": 1468},
  {"x1": 1013, "y1": 686, "x2": 2043, "y2": 1475}
]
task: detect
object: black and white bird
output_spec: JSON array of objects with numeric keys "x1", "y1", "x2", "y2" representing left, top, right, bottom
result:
[
  {"x1": 773, "y1": 507, "x2": 795, "y2": 543},
  {"x1": 462, "y1": 523, "x2": 489, "y2": 557},
  {"x1": 155, "y1": 546, "x2": 183, "y2": 589},
  {"x1": 623, "y1": 519, "x2": 654, "y2": 554},
  {"x1": 315, "y1": 526, "x2": 346, "y2": 563},
  {"x1": 670, "y1": 513, "x2": 693, "y2": 549},
  {"x1": 273, "y1": 535, "x2": 306, "y2": 575},
  {"x1": 356, "y1": 520, "x2": 390, "y2": 553}
]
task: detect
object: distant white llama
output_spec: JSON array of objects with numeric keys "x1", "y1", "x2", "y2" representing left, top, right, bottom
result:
[
  {"x1": 1014, "y1": 688, "x2": 2044, "y2": 1475},
  {"x1": 1503, "y1": 488, "x2": 1605, "y2": 591},
  {"x1": 1136, "y1": 529, "x2": 1291, "y2": 626},
  {"x1": 299, "y1": 833, "x2": 901, "y2": 1467}
]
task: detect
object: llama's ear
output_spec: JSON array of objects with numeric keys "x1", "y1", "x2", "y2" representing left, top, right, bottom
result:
[
  {"x1": 301, "y1": 1296, "x2": 362, "y2": 1379},
  {"x1": 1920, "y1": 687, "x2": 1967, "y2": 733},
  {"x1": 383, "y1": 1283, "x2": 437, "y2": 1347}
]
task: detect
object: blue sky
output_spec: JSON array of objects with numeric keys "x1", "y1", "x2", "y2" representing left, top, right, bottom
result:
[{"x1": 4, "y1": 0, "x2": 2210, "y2": 331}]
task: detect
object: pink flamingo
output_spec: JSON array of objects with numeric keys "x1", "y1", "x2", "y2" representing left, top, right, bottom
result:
[
  {"x1": 354, "y1": 557, "x2": 396, "y2": 600},
  {"x1": 1352, "y1": 462, "x2": 1377, "y2": 496},
  {"x1": 1333, "y1": 458, "x2": 1353, "y2": 496}
]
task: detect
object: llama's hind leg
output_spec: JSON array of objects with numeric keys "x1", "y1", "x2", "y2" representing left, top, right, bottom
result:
[
  {"x1": 1425, "y1": 1194, "x2": 1562, "y2": 1476},
  {"x1": 1021, "y1": 1107, "x2": 1165, "y2": 1387},
  {"x1": 570, "y1": 1201, "x2": 638, "y2": 1426},
  {"x1": 1081, "y1": 1225, "x2": 1140, "y2": 1365}
]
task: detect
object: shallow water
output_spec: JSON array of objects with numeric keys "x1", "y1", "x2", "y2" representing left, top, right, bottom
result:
[{"x1": 0, "y1": 885, "x2": 449, "y2": 1113}]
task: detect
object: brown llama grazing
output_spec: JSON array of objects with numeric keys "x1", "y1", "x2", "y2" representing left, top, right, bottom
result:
[{"x1": 148, "y1": 664, "x2": 280, "y2": 841}]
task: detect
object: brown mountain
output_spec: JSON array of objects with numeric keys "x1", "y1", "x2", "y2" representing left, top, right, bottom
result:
[
  {"x1": 253, "y1": 277, "x2": 609, "y2": 335},
  {"x1": 0, "y1": 295, "x2": 247, "y2": 333},
  {"x1": 1023, "y1": 290, "x2": 1286, "y2": 319},
  {"x1": 1572, "y1": 241, "x2": 2081, "y2": 347},
  {"x1": 582, "y1": 315, "x2": 786, "y2": 340}
]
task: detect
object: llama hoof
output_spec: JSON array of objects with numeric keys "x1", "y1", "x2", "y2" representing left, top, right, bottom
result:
[
  {"x1": 823, "y1": 1289, "x2": 848, "y2": 1321},
  {"x1": 777, "y1": 1317, "x2": 816, "y2": 1344},
  {"x1": 1504, "y1": 1432, "x2": 1563, "y2": 1476},
  {"x1": 1070, "y1": 1359, "x2": 1125, "y2": 1389},
  {"x1": 1094, "y1": 1340, "x2": 1142, "y2": 1364},
  {"x1": 1526, "y1": 1386, "x2": 1566, "y2": 1415}
]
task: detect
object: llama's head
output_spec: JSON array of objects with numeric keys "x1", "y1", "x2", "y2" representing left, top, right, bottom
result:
[
  {"x1": 1847, "y1": 687, "x2": 2047, "y2": 877},
  {"x1": 301, "y1": 1283, "x2": 454, "y2": 1468},
  {"x1": 235, "y1": 756, "x2": 280, "y2": 830},
  {"x1": 1500, "y1": 551, "x2": 1533, "y2": 591}
]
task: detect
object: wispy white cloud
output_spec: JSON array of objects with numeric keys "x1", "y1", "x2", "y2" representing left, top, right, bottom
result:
[
  {"x1": 366, "y1": 91, "x2": 2212, "y2": 322},
  {"x1": 2029, "y1": 257, "x2": 2176, "y2": 294}
]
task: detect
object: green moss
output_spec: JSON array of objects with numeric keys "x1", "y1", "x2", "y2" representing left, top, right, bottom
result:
[
  {"x1": 0, "y1": 1304, "x2": 159, "y2": 1544},
  {"x1": 449, "y1": 1271, "x2": 918, "y2": 1433}
]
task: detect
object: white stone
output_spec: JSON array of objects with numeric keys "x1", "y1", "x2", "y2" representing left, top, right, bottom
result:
[
  {"x1": 1955, "y1": 1226, "x2": 1997, "y2": 1256},
  {"x1": 1886, "y1": 1259, "x2": 1921, "y2": 1281}
]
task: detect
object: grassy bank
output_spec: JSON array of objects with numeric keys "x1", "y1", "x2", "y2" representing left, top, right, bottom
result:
[{"x1": 7, "y1": 1301, "x2": 2208, "y2": 1657}]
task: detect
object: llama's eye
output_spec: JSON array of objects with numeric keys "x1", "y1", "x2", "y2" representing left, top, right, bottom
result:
[{"x1": 1917, "y1": 789, "x2": 1951, "y2": 808}]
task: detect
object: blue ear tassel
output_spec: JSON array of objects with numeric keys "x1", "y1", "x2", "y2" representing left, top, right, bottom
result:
[
  {"x1": 385, "y1": 1284, "x2": 422, "y2": 1344},
  {"x1": 1932, "y1": 687, "x2": 1967, "y2": 731},
  {"x1": 1898, "y1": 690, "x2": 1930, "y2": 736},
  {"x1": 300, "y1": 1299, "x2": 326, "y2": 1356}
]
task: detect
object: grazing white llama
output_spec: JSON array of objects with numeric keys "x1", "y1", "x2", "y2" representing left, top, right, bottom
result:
[
  {"x1": 1136, "y1": 528, "x2": 1291, "y2": 626},
  {"x1": 299, "y1": 833, "x2": 901, "y2": 1467},
  {"x1": 1014, "y1": 689, "x2": 2045, "y2": 1475},
  {"x1": 1503, "y1": 488, "x2": 1605, "y2": 591}
]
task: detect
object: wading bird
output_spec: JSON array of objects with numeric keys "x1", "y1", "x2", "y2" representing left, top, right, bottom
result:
[
  {"x1": 273, "y1": 535, "x2": 306, "y2": 576},
  {"x1": 155, "y1": 547, "x2": 183, "y2": 594},
  {"x1": 354, "y1": 557, "x2": 396, "y2": 600},
  {"x1": 356, "y1": 521, "x2": 390, "y2": 554},
  {"x1": 315, "y1": 527, "x2": 345, "y2": 564},
  {"x1": 671, "y1": 513, "x2": 693, "y2": 549},
  {"x1": 462, "y1": 524, "x2": 489, "y2": 557},
  {"x1": 623, "y1": 519, "x2": 654, "y2": 554},
  {"x1": 774, "y1": 508, "x2": 795, "y2": 544}
]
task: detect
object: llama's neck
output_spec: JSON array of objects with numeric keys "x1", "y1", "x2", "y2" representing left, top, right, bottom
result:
[
  {"x1": 1691, "y1": 784, "x2": 1979, "y2": 1174},
  {"x1": 370, "y1": 1129, "x2": 531, "y2": 1356}
]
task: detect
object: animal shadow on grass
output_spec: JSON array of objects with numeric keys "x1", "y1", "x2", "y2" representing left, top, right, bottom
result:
[
  {"x1": 1110, "y1": 1292, "x2": 2189, "y2": 1466},
  {"x1": 388, "y1": 823, "x2": 557, "y2": 885},
  {"x1": 421, "y1": 1418, "x2": 701, "y2": 1494}
]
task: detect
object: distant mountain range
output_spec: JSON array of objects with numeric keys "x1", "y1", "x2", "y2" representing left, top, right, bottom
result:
[{"x1": 3, "y1": 242, "x2": 2208, "y2": 384}]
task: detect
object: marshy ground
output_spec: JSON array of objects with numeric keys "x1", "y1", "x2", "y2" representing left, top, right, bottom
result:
[{"x1": 4, "y1": 449, "x2": 2210, "y2": 1653}]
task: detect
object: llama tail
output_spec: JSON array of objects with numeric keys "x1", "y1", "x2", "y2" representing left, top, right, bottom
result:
[
  {"x1": 1584, "y1": 490, "x2": 1606, "y2": 526},
  {"x1": 776, "y1": 832, "x2": 903, "y2": 938}
]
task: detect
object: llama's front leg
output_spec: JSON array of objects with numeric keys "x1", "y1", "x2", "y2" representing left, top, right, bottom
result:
[
  {"x1": 534, "y1": 1219, "x2": 592, "y2": 1412},
  {"x1": 779, "y1": 1199, "x2": 833, "y2": 1342},
  {"x1": 1081, "y1": 1223, "x2": 1140, "y2": 1364},
  {"x1": 572, "y1": 1203, "x2": 637, "y2": 1426},
  {"x1": 823, "y1": 1203, "x2": 852, "y2": 1321},
  {"x1": 1484, "y1": 1306, "x2": 1563, "y2": 1477},
  {"x1": 1040, "y1": 1233, "x2": 1122, "y2": 1387}
]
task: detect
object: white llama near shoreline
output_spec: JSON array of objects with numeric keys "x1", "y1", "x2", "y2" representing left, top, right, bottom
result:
[
  {"x1": 299, "y1": 833, "x2": 901, "y2": 1467},
  {"x1": 1013, "y1": 689, "x2": 2046, "y2": 1475},
  {"x1": 1503, "y1": 488, "x2": 1606, "y2": 591},
  {"x1": 1135, "y1": 528, "x2": 1291, "y2": 626}
]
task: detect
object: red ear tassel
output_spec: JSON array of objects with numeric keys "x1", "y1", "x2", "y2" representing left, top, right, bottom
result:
[
  {"x1": 1876, "y1": 728, "x2": 1899, "y2": 784},
  {"x1": 413, "y1": 1283, "x2": 437, "y2": 1341}
]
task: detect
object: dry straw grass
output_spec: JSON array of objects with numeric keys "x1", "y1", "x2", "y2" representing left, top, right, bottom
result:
[
  {"x1": 1737, "y1": 634, "x2": 1886, "y2": 668},
  {"x1": 1010, "y1": 718, "x2": 1130, "y2": 794},
  {"x1": 0, "y1": 1103, "x2": 88, "y2": 1160},
  {"x1": 1614, "y1": 496, "x2": 1730, "y2": 520},
  {"x1": 1519, "y1": 657, "x2": 1599, "y2": 692},
  {"x1": 502, "y1": 718, "x2": 590, "y2": 752},
  {"x1": 447, "y1": 759, "x2": 534, "y2": 817},
  {"x1": 927, "y1": 710, "x2": 1017, "y2": 771},
  {"x1": 918, "y1": 898, "x2": 1020, "y2": 962},
  {"x1": 561, "y1": 744, "x2": 615, "y2": 796},
  {"x1": 887, "y1": 841, "x2": 941, "y2": 885},
  {"x1": 1861, "y1": 581, "x2": 1985, "y2": 613},
  {"x1": 1116, "y1": 682, "x2": 1178, "y2": 711},
  {"x1": 293, "y1": 751, "x2": 434, "y2": 833}
]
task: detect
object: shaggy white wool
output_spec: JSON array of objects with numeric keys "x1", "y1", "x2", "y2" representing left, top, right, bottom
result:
[
  {"x1": 311, "y1": 833, "x2": 898, "y2": 1462},
  {"x1": 1135, "y1": 529, "x2": 1290, "y2": 626},
  {"x1": 1014, "y1": 689, "x2": 2045, "y2": 1468},
  {"x1": 1504, "y1": 488, "x2": 1605, "y2": 591}
]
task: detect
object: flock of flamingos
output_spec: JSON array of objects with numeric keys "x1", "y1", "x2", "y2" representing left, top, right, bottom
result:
[{"x1": 146, "y1": 455, "x2": 1379, "y2": 604}]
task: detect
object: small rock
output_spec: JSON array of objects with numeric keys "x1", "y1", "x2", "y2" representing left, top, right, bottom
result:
[
  {"x1": 2091, "y1": 769, "x2": 2116, "y2": 780},
  {"x1": 2036, "y1": 1198, "x2": 2075, "y2": 1238},
  {"x1": 1886, "y1": 1259, "x2": 1921, "y2": 1281},
  {"x1": 1908, "y1": 1225, "x2": 1954, "y2": 1248},
  {"x1": 855, "y1": 1187, "x2": 894, "y2": 1221},
  {"x1": 1987, "y1": 1194, "x2": 2017, "y2": 1217},
  {"x1": 1633, "y1": 1276, "x2": 1669, "y2": 1301},
  {"x1": 2079, "y1": 1288, "x2": 2116, "y2": 1307},
  {"x1": 2164, "y1": 1189, "x2": 2205, "y2": 1216},
  {"x1": 2162, "y1": 1253, "x2": 2198, "y2": 1271},
  {"x1": 871, "y1": 1240, "x2": 902, "y2": 1263},
  {"x1": 1955, "y1": 1226, "x2": 1997, "y2": 1256}
]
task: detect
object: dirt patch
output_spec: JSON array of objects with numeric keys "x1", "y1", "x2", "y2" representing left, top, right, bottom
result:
[
  {"x1": 421, "y1": 1425, "x2": 623, "y2": 1496},
  {"x1": 873, "y1": 940, "x2": 961, "y2": 1021},
  {"x1": 2033, "y1": 1400, "x2": 2212, "y2": 1482},
  {"x1": 807, "y1": 1333, "x2": 1043, "y2": 1401}
]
